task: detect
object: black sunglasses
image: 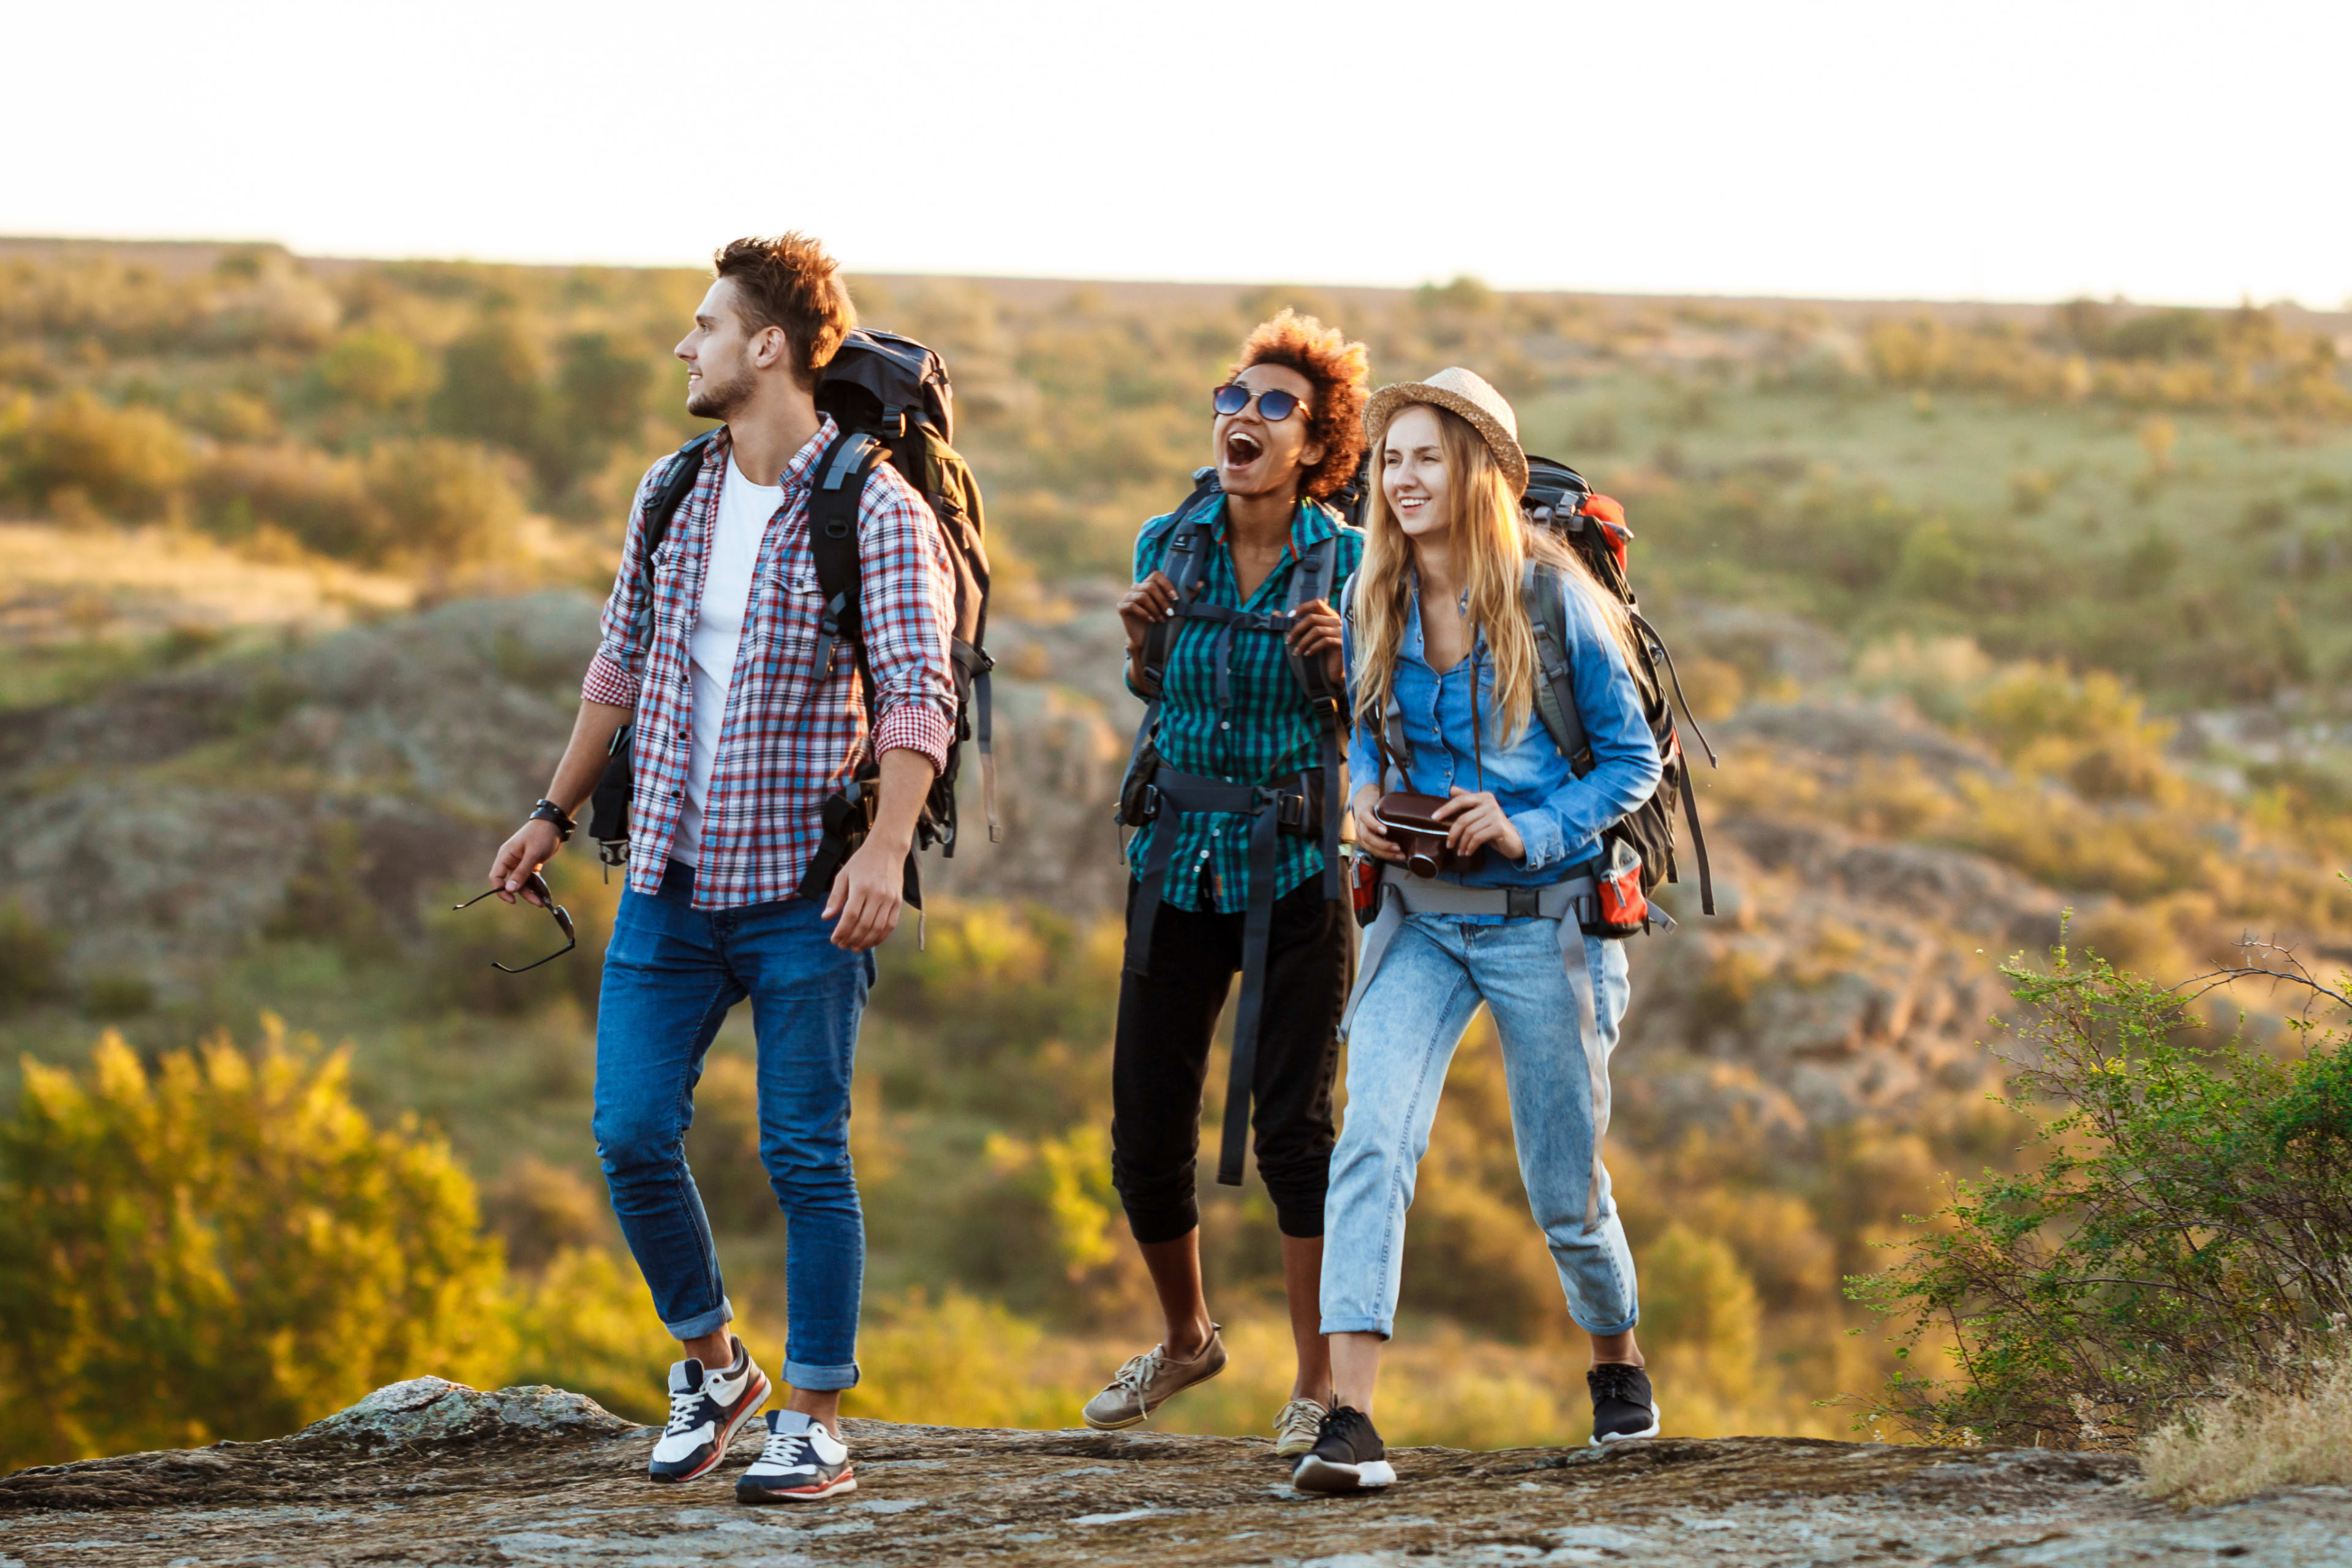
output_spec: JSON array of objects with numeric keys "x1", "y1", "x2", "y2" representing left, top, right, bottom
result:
[
  {"x1": 1212, "y1": 383, "x2": 1310, "y2": 423},
  {"x1": 453, "y1": 872, "x2": 578, "y2": 973}
]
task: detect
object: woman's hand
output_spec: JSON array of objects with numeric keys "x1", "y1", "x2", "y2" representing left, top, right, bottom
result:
[
  {"x1": 1433, "y1": 786, "x2": 1524, "y2": 862},
  {"x1": 1117, "y1": 571, "x2": 1180, "y2": 655},
  {"x1": 1351, "y1": 783, "x2": 1403, "y2": 864},
  {"x1": 1287, "y1": 598, "x2": 1346, "y2": 685}
]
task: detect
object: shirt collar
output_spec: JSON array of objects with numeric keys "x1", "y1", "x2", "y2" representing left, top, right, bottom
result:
[
  {"x1": 1212, "y1": 495, "x2": 1339, "y2": 565},
  {"x1": 714, "y1": 413, "x2": 840, "y2": 492}
]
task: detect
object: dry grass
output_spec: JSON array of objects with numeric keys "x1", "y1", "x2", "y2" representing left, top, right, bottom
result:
[{"x1": 2139, "y1": 1355, "x2": 2352, "y2": 1507}]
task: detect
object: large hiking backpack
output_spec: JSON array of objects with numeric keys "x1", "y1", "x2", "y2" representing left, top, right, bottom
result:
[
  {"x1": 1520, "y1": 455, "x2": 1715, "y2": 930},
  {"x1": 586, "y1": 328, "x2": 996, "y2": 891}
]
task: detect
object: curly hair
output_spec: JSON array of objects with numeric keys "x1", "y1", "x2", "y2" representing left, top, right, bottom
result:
[
  {"x1": 1233, "y1": 309, "x2": 1370, "y2": 501},
  {"x1": 712, "y1": 232, "x2": 858, "y2": 392}
]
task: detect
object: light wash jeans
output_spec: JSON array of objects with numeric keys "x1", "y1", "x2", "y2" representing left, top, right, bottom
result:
[
  {"x1": 1321, "y1": 914, "x2": 1638, "y2": 1339},
  {"x1": 592, "y1": 861, "x2": 872, "y2": 1391}
]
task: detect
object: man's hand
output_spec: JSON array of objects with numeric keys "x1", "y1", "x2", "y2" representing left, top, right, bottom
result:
[
  {"x1": 820, "y1": 747, "x2": 935, "y2": 951},
  {"x1": 1287, "y1": 597, "x2": 1346, "y2": 685},
  {"x1": 1433, "y1": 786, "x2": 1525, "y2": 862},
  {"x1": 823, "y1": 829, "x2": 912, "y2": 951},
  {"x1": 1352, "y1": 783, "x2": 1403, "y2": 864},
  {"x1": 1118, "y1": 571, "x2": 1180, "y2": 655},
  {"x1": 488, "y1": 820, "x2": 564, "y2": 906}
]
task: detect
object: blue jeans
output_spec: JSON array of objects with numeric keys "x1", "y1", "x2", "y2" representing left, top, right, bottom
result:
[
  {"x1": 592, "y1": 862, "x2": 872, "y2": 1391},
  {"x1": 1321, "y1": 915, "x2": 1638, "y2": 1339}
]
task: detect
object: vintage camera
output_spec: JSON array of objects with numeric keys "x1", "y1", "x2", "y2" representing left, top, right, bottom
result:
[{"x1": 1371, "y1": 791, "x2": 1485, "y2": 879}]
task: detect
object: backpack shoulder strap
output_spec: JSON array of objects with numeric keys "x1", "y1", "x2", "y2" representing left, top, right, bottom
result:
[
  {"x1": 1525, "y1": 561, "x2": 1591, "y2": 773},
  {"x1": 807, "y1": 429, "x2": 890, "y2": 681},
  {"x1": 1282, "y1": 529, "x2": 1343, "y2": 705},
  {"x1": 1284, "y1": 527, "x2": 1348, "y2": 902},
  {"x1": 1134, "y1": 471, "x2": 1223, "y2": 700},
  {"x1": 638, "y1": 428, "x2": 720, "y2": 586}
]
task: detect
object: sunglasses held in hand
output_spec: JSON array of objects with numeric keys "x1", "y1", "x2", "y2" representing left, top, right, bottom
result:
[
  {"x1": 1212, "y1": 383, "x2": 1310, "y2": 422},
  {"x1": 453, "y1": 873, "x2": 578, "y2": 973}
]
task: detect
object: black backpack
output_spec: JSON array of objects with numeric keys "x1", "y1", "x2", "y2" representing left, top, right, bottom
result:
[
  {"x1": 1520, "y1": 456, "x2": 1715, "y2": 932},
  {"x1": 587, "y1": 328, "x2": 995, "y2": 897}
]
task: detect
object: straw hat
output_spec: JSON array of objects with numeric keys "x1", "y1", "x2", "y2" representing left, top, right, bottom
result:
[{"x1": 1362, "y1": 366, "x2": 1528, "y2": 496}]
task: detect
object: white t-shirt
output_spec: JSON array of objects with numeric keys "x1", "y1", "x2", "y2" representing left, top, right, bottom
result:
[{"x1": 673, "y1": 455, "x2": 780, "y2": 865}]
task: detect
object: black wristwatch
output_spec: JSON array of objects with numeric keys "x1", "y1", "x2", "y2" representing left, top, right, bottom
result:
[{"x1": 528, "y1": 798, "x2": 577, "y2": 842}]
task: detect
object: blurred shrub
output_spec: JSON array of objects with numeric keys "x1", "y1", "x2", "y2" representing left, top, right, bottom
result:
[
  {"x1": 0, "y1": 1021, "x2": 513, "y2": 1467},
  {"x1": 504, "y1": 1244, "x2": 672, "y2": 1424},
  {"x1": 9, "y1": 391, "x2": 192, "y2": 517},
  {"x1": 680, "y1": 1055, "x2": 780, "y2": 1234},
  {"x1": 846, "y1": 1289, "x2": 1069, "y2": 1429},
  {"x1": 318, "y1": 326, "x2": 432, "y2": 410},
  {"x1": 1967, "y1": 664, "x2": 2177, "y2": 804},
  {"x1": 481, "y1": 1155, "x2": 608, "y2": 1272},
  {"x1": 0, "y1": 902, "x2": 66, "y2": 1013},
  {"x1": 193, "y1": 442, "x2": 375, "y2": 556},
  {"x1": 179, "y1": 386, "x2": 279, "y2": 440},
  {"x1": 431, "y1": 318, "x2": 548, "y2": 455},
  {"x1": 363, "y1": 437, "x2": 523, "y2": 566}
]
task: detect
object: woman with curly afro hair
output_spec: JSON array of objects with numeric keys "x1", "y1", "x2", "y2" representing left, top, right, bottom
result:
[{"x1": 1079, "y1": 311, "x2": 1369, "y2": 1458}]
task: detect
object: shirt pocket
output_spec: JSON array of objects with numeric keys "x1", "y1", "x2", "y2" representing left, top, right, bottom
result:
[{"x1": 755, "y1": 560, "x2": 829, "y2": 676}]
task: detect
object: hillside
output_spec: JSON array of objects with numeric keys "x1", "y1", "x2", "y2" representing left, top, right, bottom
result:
[{"x1": 2, "y1": 241, "x2": 2349, "y2": 1472}]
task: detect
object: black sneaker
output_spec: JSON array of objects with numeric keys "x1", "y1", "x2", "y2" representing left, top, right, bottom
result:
[
  {"x1": 736, "y1": 1410, "x2": 856, "y2": 1503},
  {"x1": 1291, "y1": 1404, "x2": 1394, "y2": 1493},
  {"x1": 1588, "y1": 1363, "x2": 1660, "y2": 1445},
  {"x1": 648, "y1": 1338, "x2": 771, "y2": 1483}
]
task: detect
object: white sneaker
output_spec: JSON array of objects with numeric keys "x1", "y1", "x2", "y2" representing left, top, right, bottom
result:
[
  {"x1": 648, "y1": 1338, "x2": 769, "y2": 1483},
  {"x1": 736, "y1": 1409, "x2": 856, "y2": 1503}
]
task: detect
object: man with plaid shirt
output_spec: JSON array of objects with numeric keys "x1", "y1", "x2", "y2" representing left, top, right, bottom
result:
[{"x1": 489, "y1": 233, "x2": 955, "y2": 1503}]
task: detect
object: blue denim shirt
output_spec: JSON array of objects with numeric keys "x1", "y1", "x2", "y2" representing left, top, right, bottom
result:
[{"x1": 1346, "y1": 572, "x2": 1662, "y2": 897}]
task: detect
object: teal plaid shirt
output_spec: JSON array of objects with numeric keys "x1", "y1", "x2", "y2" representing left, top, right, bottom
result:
[{"x1": 1125, "y1": 496, "x2": 1363, "y2": 913}]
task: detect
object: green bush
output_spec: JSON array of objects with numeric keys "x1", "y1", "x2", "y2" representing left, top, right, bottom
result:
[
  {"x1": 9, "y1": 391, "x2": 192, "y2": 516},
  {"x1": 1852, "y1": 939, "x2": 2352, "y2": 1449},
  {"x1": 0, "y1": 1022, "x2": 514, "y2": 1466},
  {"x1": 318, "y1": 326, "x2": 432, "y2": 410},
  {"x1": 363, "y1": 437, "x2": 522, "y2": 565},
  {"x1": 0, "y1": 902, "x2": 65, "y2": 1012}
]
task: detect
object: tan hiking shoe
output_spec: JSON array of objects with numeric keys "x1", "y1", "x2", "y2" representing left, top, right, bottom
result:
[
  {"x1": 1272, "y1": 1397, "x2": 1327, "y2": 1457},
  {"x1": 1080, "y1": 1327, "x2": 1227, "y2": 1430}
]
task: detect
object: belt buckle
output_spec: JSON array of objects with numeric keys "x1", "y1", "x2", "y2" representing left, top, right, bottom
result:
[
  {"x1": 1506, "y1": 887, "x2": 1539, "y2": 919},
  {"x1": 1275, "y1": 790, "x2": 1308, "y2": 829}
]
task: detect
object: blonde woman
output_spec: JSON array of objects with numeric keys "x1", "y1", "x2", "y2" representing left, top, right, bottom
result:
[{"x1": 1293, "y1": 369, "x2": 1663, "y2": 1494}]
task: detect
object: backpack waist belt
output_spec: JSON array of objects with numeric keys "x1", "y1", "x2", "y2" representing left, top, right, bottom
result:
[
  {"x1": 1340, "y1": 862, "x2": 1615, "y2": 1234},
  {"x1": 1121, "y1": 766, "x2": 1317, "y2": 1188}
]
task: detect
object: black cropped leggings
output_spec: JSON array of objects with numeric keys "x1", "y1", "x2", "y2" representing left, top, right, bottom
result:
[{"x1": 1109, "y1": 875, "x2": 1352, "y2": 1244}]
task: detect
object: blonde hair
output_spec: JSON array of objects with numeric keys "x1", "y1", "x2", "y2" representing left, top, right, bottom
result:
[{"x1": 1351, "y1": 403, "x2": 1648, "y2": 751}]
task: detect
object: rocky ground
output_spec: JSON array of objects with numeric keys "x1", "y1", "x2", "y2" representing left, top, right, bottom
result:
[{"x1": 1, "y1": 1379, "x2": 2344, "y2": 1567}]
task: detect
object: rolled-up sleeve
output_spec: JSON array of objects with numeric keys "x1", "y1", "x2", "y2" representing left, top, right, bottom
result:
[
  {"x1": 856, "y1": 466, "x2": 957, "y2": 777},
  {"x1": 582, "y1": 460, "x2": 670, "y2": 708}
]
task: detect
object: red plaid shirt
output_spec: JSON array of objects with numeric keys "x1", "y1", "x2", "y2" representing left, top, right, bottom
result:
[{"x1": 582, "y1": 417, "x2": 957, "y2": 909}]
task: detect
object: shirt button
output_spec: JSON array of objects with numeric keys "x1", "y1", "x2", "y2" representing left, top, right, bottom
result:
[{"x1": 1220, "y1": 721, "x2": 1231, "y2": 731}]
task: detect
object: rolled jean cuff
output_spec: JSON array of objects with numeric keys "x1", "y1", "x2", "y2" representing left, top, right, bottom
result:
[
  {"x1": 1317, "y1": 1314, "x2": 1390, "y2": 1340},
  {"x1": 663, "y1": 1298, "x2": 734, "y2": 1341},
  {"x1": 785, "y1": 1358, "x2": 861, "y2": 1392},
  {"x1": 1573, "y1": 1308, "x2": 1639, "y2": 1338}
]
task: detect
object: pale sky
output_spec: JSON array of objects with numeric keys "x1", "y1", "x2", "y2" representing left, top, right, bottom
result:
[{"x1": 7, "y1": 0, "x2": 2347, "y2": 308}]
